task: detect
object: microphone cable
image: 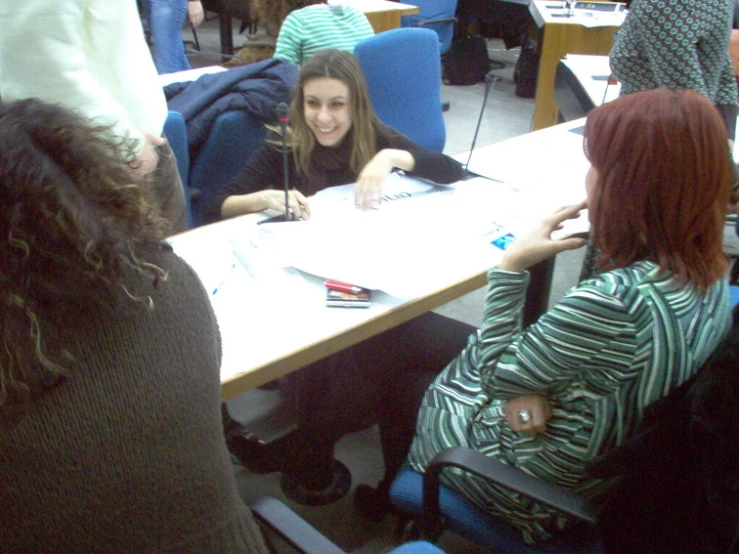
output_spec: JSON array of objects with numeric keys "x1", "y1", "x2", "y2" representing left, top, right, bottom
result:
[
  {"x1": 465, "y1": 71, "x2": 499, "y2": 177},
  {"x1": 276, "y1": 102, "x2": 292, "y2": 221}
]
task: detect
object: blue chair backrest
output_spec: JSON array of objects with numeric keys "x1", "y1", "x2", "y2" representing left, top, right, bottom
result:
[
  {"x1": 188, "y1": 110, "x2": 266, "y2": 227},
  {"x1": 354, "y1": 28, "x2": 446, "y2": 152},
  {"x1": 163, "y1": 110, "x2": 193, "y2": 228},
  {"x1": 400, "y1": 0, "x2": 459, "y2": 54}
]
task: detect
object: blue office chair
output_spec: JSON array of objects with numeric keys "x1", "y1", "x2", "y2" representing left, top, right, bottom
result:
[
  {"x1": 400, "y1": 0, "x2": 459, "y2": 55},
  {"x1": 188, "y1": 110, "x2": 266, "y2": 227},
  {"x1": 163, "y1": 110, "x2": 194, "y2": 228},
  {"x1": 390, "y1": 306, "x2": 739, "y2": 553},
  {"x1": 390, "y1": 450, "x2": 601, "y2": 554},
  {"x1": 354, "y1": 28, "x2": 446, "y2": 152}
]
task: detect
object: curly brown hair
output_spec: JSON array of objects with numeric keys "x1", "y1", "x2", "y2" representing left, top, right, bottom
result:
[{"x1": 0, "y1": 99, "x2": 170, "y2": 409}]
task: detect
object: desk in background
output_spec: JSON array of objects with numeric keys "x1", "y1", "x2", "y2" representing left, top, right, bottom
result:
[
  {"x1": 204, "y1": 0, "x2": 420, "y2": 55},
  {"x1": 529, "y1": 0, "x2": 624, "y2": 130},
  {"x1": 168, "y1": 118, "x2": 590, "y2": 400},
  {"x1": 555, "y1": 54, "x2": 620, "y2": 120},
  {"x1": 328, "y1": 0, "x2": 420, "y2": 34}
]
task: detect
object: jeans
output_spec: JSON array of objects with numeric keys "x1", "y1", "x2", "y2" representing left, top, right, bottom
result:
[{"x1": 142, "y1": 0, "x2": 191, "y2": 74}]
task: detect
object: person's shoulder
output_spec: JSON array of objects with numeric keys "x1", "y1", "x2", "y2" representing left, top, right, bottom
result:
[
  {"x1": 150, "y1": 247, "x2": 217, "y2": 305},
  {"x1": 373, "y1": 121, "x2": 404, "y2": 143},
  {"x1": 296, "y1": 3, "x2": 332, "y2": 17},
  {"x1": 564, "y1": 262, "x2": 659, "y2": 306}
]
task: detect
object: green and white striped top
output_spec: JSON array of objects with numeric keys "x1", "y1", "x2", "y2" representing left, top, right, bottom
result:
[
  {"x1": 273, "y1": 4, "x2": 375, "y2": 67},
  {"x1": 409, "y1": 260, "x2": 731, "y2": 543}
]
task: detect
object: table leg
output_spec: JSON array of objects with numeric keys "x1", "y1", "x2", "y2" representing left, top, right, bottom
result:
[
  {"x1": 365, "y1": 12, "x2": 403, "y2": 34},
  {"x1": 523, "y1": 257, "x2": 556, "y2": 327},
  {"x1": 531, "y1": 23, "x2": 618, "y2": 131},
  {"x1": 218, "y1": 12, "x2": 234, "y2": 56}
]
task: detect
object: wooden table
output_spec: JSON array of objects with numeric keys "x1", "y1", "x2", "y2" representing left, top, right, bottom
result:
[
  {"x1": 168, "y1": 187, "x2": 497, "y2": 400},
  {"x1": 328, "y1": 0, "x2": 420, "y2": 34},
  {"x1": 529, "y1": 0, "x2": 624, "y2": 131},
  {"x1": 167, "y1": 119, "x2": 589, "y2": 400},
  {"x1": 208, "y1": 0, "x2": 420, "y2": 55}
]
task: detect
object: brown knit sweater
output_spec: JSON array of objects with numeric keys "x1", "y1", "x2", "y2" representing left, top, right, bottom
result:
[{"x1": 0, "y1": 251, "x2": 269, "y2": 553}]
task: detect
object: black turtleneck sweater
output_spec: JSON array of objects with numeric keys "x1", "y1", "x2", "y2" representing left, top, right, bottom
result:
[{"x1": 202, "y1": 124, "x2": 464, "y2": 224}]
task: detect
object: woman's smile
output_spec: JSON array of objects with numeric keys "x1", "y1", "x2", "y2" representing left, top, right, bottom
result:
[{"x1": 303, "y1": 77, "x2": 352, "y2": 147}]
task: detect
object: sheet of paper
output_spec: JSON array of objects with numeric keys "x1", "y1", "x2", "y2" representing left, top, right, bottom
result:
[
  {"x1": 466, "y1": 139, "x2": 590, "y2": 205},
  {"x1": 236, "y1": 175, "x2": 528, "y2": 299},
  {"x1": 544, "y1": 4, "x2": 627, "y2": 28}
]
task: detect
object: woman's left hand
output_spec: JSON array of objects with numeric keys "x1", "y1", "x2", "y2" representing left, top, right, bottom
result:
[
  {"x1": 188, "y1": 1, "x2": 205, "y2": 27},
  {"x1": 497, "y1": 201, "x2": 588, "y2": 273},
  {"x1": 354, "y1": 149, "x2": 415, "y2": 209},
  {"x1": 503, "y1": 394, "x2": 552, "y2": 435}
]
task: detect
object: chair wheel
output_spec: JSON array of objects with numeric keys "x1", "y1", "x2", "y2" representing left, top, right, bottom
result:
[{"x1": 280, "y1": 459, "x2": 351, "y2": 506}]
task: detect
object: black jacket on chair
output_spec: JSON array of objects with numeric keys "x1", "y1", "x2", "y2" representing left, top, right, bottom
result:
[
  {"x1": 587, "y1": 313, "x2": 739, "y2": 554},
  {"x1": 164, "y1": 58, "x2": 298, "y2": 157}
]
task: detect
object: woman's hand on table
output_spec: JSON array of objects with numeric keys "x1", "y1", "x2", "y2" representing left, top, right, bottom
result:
[
  {"x1": 355, "y1": 149, "x2": 416, "y2": 209},
  {"x1": 259, "y1": 189, "x2": 310, "y2": 220},
  {"x1": 497, "y1": 201, "x2": 588, "y2": 273},
  {"x1": 503, "y1": 394, "x2": 552, "y2": 435}
]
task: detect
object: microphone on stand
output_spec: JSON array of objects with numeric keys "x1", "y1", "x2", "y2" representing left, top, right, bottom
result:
[
  {"x1": 463, "y1": 71, "x2": 499, "y2": 180},
  {"x1": 277, "y1": 102, "x2": 292, "y2": 221},
  {"x1": 258, "y1": 102, "x2": 295, "y2": 225}
]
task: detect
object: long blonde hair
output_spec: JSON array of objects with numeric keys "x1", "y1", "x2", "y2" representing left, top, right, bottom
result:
[{"x1": 288, "y1": 49, "x2": 382, "y2": 178}]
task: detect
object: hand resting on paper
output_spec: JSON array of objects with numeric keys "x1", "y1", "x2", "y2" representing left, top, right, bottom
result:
[
  {"x1": 496, "y1": 201, "x2": 588, "y2": 273},
  {"x1": 354, "y1": 148, "x2": 416, "y2": 209},
  {"x1": 222, "y1": 188, "x2": 311, "y2": 220}
]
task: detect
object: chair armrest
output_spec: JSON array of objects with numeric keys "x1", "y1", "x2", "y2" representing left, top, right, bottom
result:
[
  {"x1": 416, "y1": 16, "x2": 458, "y2": 27},
  {"x1": 422, "y1": 447, "x2": 596, "y2": 538},
  {"x1": 249, "y1": 495, "x2": 345, "y2": 554}
]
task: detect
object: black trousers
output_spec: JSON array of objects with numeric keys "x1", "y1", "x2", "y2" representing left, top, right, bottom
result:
[{"x1": 269, "y1": 311, "x2": 476, "y2": 490}]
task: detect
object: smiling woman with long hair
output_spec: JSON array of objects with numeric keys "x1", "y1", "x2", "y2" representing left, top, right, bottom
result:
[
  {"x1": 202, "y1": 48, "x2": 464, "y2": 223},
  {"x1": 0, "y1": 99, "x2": 270, "y2": 553}
]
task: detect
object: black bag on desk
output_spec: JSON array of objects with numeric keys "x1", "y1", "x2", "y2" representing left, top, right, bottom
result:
[{"x1": 442, "y1": 35, "x2": 491, "y2": 86}]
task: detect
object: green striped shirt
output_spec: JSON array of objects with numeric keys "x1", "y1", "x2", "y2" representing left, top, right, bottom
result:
[
  {"x1": 409, "y1": 260, "x2": 731, "y2": 543},
  {"x1": 273, "y1": 5, "x2": 375, "y2": 67}
]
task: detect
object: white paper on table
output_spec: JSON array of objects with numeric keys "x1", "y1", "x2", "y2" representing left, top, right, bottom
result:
[
  {"x1": 235, "y1": 175, "x2": 528, "y2": 299},
  {"x1": 466, "y1": 128, "x2": 590, "y2": 206},
  {"x1": 546, "y1": 6, "x2": 626, "y2": 28}
]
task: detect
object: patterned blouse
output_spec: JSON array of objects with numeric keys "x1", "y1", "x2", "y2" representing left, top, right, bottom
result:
[
  {"x1": 609, "y1": 0, "x2": 738, "y2": 106},
  {"x1": 408, "y1": 261, "x2": 731, "y2": 543}
]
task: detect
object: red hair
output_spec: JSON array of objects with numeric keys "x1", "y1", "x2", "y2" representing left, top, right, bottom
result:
[{"x1": 584, "y1": 88, "x2": 731, "y2": 289}]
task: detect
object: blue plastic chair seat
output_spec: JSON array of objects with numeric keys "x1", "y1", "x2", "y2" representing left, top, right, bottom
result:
[{"x1": 390, "y1": 462, "x2": 602, "y2": 554}]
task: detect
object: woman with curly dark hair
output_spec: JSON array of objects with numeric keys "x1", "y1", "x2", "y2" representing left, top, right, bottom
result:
[{"x1": 0, "y1": 99, "x2": 270, "y2": 553}]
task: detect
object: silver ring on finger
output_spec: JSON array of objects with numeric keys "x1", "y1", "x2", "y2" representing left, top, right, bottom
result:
[{"x1": 518, "y1": 409, "x2": 532, "y2": 425}]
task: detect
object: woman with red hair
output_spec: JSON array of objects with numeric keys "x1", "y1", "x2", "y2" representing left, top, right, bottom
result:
[{"x1": 407, "y1": 88, "x2": 733, "y2": 544}]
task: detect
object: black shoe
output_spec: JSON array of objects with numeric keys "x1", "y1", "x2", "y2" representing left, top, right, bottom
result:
[
  {"x1": 353, "y1": 484, "x2": 394, "y2": 522},
  {"x1": 223, "y1": 423, "x2": 283, "y2": 474}
]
